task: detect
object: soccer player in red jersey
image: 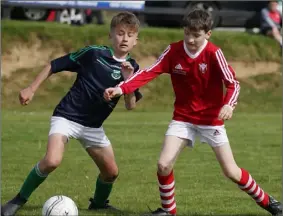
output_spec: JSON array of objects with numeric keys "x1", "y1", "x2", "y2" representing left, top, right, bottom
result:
[{"x1": 104, "y1": 9, "x2": 282, "y2": 216}]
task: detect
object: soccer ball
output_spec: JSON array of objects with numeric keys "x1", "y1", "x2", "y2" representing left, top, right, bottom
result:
[{"x1": 42, "y1": 195, "x2": 78, "y2": 216}]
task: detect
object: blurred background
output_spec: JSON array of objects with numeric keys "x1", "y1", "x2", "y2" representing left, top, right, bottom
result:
[{"x1": 1, "y1": 0, "x2": 281, "y2": 31}]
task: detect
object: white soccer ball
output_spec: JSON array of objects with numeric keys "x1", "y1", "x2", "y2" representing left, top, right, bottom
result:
[{"x1": 42, "y1": 195, "x2": 78, "y2": 216}]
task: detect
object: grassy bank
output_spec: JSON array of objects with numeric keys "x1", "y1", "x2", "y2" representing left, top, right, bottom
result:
[
  {"x1": 2, "y1": 20, "x2": 281, "y2": 113},
  {"x1": 2, "y1": 20, "x2": 281, "y2": 62},
  {"x1": 2, "y1": 67, "x2": 281, "y2": 113}
]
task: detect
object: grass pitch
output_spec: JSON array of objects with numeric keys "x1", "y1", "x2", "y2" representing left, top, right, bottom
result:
[{"x1": 1, "y1": 110, "x2": 281, "y2": 215}]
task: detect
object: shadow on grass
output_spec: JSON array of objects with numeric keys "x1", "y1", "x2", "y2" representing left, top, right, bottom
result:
[
  {"x1": 76, "y1": 208, "x2": 270, "y2": 216},
  {"x1": 19, "y1": 206, "x2": 270, "y2": 216}
]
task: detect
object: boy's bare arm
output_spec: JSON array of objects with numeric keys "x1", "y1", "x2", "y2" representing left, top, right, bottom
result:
[
  {"x1": 124, "y1": 93, "x2": 136, "y2": 110},
  {"x1": 30, "y1": 63, "x2": 53, "y2": 92},
  {"x1": 121, "y1": 61, "x2": 136, "y2": 110},
  {"x1": 19, "y1": 63, "x2": 53, "y2": 105}
]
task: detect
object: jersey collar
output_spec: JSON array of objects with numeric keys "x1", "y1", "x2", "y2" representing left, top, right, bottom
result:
[
  {"x1": 183, "y1": 39, "x2": 208, "y2": 59},
  {"x1": 109, "y1": 47, "x2": 131, "y2": 62}
]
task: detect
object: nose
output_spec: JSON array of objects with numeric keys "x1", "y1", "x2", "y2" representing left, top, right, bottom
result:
[
  {"x1": 123, "y1": 34, "x2": 129, "y2": 42},
  {"x1": 188, "y1": 37, "x2": 194, "y2": 44}
]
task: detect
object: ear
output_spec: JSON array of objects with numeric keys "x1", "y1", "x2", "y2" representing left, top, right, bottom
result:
[
  {"x1": 205, "y1": 30, "x2": 212, "y2": 39},
  {"x1": 134, "y1": 38, "x2": 138, "y2": 46},
  {"x1": 133, "y1": 35, "x2": 138, "y2": 46}
]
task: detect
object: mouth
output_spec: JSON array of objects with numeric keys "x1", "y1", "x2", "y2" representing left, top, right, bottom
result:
[{"x1": 120, "y1": 44, "x2": 128, "y2": 48}]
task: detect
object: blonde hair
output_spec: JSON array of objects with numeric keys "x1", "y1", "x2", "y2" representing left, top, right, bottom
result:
[{"x1": 110, "y1": 11, "x2": 140, "y2": 32}]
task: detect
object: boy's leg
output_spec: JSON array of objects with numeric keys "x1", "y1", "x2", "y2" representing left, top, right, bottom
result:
[
  {"x1": 152, "y1": 135, "x2": 188, "y2": 216},
  {"x1": 149, "y1": 120, "x2": 196, "y2": 216},
  {"x1": 197, "y1": 124, "x2": 282, "y2": 215},
  {"x1": 79, "y1": 126, "x2": 118, "y2": 210},
  {"x1": 1, "y1": 133, "x2": 67, "y2": 216},
  {"x1": 85, "y1": 144, "x2": 119, "y2": 210},
  {"x1": 212, "y1": 143, "x2": 282, "y2": 216}
]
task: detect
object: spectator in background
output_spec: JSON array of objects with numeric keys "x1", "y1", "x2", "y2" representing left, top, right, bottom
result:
[{"x1": 260, "y1": 0, "x2": 282, "y2": 47}]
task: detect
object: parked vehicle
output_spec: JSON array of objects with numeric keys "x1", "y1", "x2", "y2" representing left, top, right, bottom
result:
[
  {"x1": 1, "y1": 6, "x2": 104, "y2": 25},
  {"x1": 144, "y1": 1, "x2": 269, "y2": 28},
  {"x1": 1, "y1": 0, "x2": 145, "y2": 25}
]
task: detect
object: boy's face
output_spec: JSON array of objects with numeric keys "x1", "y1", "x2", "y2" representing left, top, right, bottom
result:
[
  {"x1": 183, "y1": 28, "x2": 211, "y2": 53},
  {"x1": 109, "y1": 24, "x2": 138, "y2": 55}
]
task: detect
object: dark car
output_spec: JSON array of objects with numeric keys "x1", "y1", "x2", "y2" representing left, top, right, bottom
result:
[
  {"x1": 1, "y1": 6, "x2": 104, "y2": 25},
  {"x1": 144, "y1": 1, "x2": 270, "y2": 28}
]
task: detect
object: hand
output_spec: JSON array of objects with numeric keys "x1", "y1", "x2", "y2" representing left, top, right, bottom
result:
[
  {"x1": 19, "y1": 86, "x2": 34, "y2": 105},
  {"x1": 218, "y1": 104, "x2": 233, "y2": 121},
  {"x1": 121, "y1": 61, "x2": 134, "y2": 80},
  {"x1": 104, "y1": 87, "x2": 123, "y2": 101}
]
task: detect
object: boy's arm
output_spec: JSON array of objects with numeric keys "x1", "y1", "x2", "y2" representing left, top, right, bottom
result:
[
  {"x1": 121, "y1": 61, "x2": 143, "y2": 110},
  {"x1": 31, "y1": 47, "x2": 89, "y2": 91},
  {"x1": 121, "y1": 61, "x2": 138, "y2": 110},
  {"x1": 30, "y1": 63, "x2": 53, "y2": 93},
  {"x1": 215, "y1": 49, "x2": 240, "y2": 120},
  {"x1": 19, "y1": 46, "x2": 94, "y2": 105},
  {"x1": 19, "y1": 64, "x2": 53, "y2": 105},
  {"x1": 104, "y1": 45, "x2": 171, "y2": 101},
  {"x1": 119, "y1": 45, "x2": 171, "y2": 95},
  {"x1": 51, "y1": 46, "x2": 93, "y2": 74}
]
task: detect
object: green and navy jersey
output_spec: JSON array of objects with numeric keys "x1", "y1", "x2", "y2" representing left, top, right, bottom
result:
[{"x1": 50, "y1": 45, "x2": 142, "y2": 128}]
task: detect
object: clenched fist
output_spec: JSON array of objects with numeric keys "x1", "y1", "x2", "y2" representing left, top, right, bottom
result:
[
  {"x1": 19, "y1": 86, "x2": 34, "y2": 105},
  {"x1": 104, "y1": 87, "x2": 123, "y2": 101}
]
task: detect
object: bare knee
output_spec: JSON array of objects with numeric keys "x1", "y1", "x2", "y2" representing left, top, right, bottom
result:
[
  {"x1": 100, "y1": 166, "x2": 119, "y2": 182},
  {"x1": 157, "y1": 161, "x2": 173, "y2": 176},
  {"x1": 39, "y1": 157, "x2": 62, "y2": 173}
]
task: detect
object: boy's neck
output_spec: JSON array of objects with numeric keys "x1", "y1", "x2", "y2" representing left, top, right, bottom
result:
[
  {"x1": 113, "y1": 52, "x2": 128, "y2": 60},
  {"x1": 110, "y1": 47, "x2": 129, "y2": 61},
  {"x1": 183, "y1": 40, "x2": 208, "y2": 59}
]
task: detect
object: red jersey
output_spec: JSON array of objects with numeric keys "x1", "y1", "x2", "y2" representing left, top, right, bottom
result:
[{"x1": 120, "y1": 40, "x2": 240, "y2": 126}]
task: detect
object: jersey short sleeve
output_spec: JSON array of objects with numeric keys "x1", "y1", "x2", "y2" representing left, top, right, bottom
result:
[{"x1": 50, "y1": 46, "x2": 95, "y2": 73}]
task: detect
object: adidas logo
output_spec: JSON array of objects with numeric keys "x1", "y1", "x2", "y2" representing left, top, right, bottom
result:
[
  {"x1": 175, "y1": 64, "x2": 183, "y2": 70},
  {"x1": 213, "y1": 130, "x2": 220, "y2": 136}
]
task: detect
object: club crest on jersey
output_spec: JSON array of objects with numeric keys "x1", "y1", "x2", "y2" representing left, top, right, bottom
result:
[
  {"x1": 199, "y1": 63, "x2": 207, "y2": 74},
  {"x1": 111, "y1": 70, "x2": 121, "y2": 80}
]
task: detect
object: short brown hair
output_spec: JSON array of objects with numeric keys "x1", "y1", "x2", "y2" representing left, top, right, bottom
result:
[
  {"x1": 110, "y1": 11, "x2": 140, "y2": 32},
  {"x1": 182, "y1": 9, "x2": 212, "y2": 32}
]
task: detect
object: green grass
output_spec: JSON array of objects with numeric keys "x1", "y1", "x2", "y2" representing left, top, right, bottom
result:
[
  {"x1": 2, "y1": 18, "x2": 282, "y2": 215},
  {"x1": 2, "y1": 110, "x2": 281, "y2": 216},
  {"x1": 2, "y1": 20, "x2": 281, "y2": 62}
]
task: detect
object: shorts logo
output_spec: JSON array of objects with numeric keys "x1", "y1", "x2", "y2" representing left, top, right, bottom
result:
[
  {"x1": 111, "y1": 70, "x2": 121, "y2": 80},
  {"x1": 213, "y1": 129, "x2": 220, "y2": 136},
  {"x1": 199, "y1": 63, "x2": 207, "y2": 74}
]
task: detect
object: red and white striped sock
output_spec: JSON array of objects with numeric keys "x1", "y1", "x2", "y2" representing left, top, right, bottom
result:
[
  {"x1": 238, "y1": 168, "x2": 269, "y2": 207},
  {"x1": 157, "y1": 170, "x2": 177, "y2": 215}
]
